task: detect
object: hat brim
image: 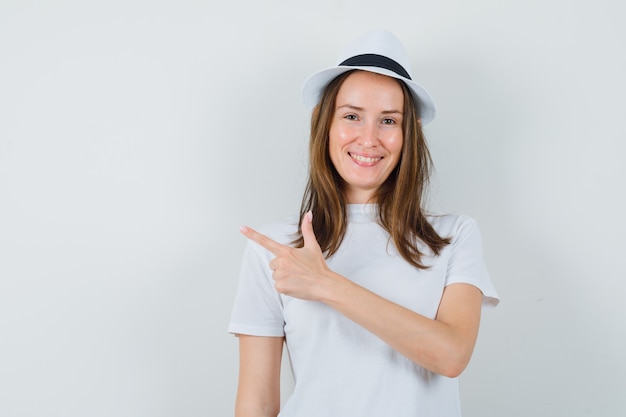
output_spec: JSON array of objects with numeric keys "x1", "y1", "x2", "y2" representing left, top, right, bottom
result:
[{"x1": 302, "y1": 66, "x2": 436, "y2": 124}]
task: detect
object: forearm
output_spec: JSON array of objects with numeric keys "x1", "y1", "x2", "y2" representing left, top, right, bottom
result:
[
  {"x1": 319, "y1": 272, "x2": 482, "y2": 377},
  {"x1": 239, "y1": 219, "x2": 483, "y2": 377}
]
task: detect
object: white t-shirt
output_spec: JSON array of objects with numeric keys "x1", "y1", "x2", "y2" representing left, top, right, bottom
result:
[{"x1": 229, "y1": 204, "x2": 499, "y2": 417}]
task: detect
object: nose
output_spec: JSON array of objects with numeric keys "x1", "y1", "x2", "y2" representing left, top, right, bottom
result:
[{"x1": 358, "y1": 120, "x2": 378, "y2": 147}]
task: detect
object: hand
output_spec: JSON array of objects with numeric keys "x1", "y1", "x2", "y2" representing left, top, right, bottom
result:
[{"x1": 239, "y1": 211, "x2": 333, "y2": 301}]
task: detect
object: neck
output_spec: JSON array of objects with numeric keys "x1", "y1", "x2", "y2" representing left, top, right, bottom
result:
[{"x1": 345, "y1": 189, "x2": 377, "y2": 204}]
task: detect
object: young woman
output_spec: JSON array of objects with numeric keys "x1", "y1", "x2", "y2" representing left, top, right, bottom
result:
[{"x1": 229, "y1": 30, "x2": 499, "y2": 417}]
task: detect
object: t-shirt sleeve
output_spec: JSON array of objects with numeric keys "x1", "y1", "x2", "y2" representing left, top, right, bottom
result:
[
  {"x1": 228, "y1": 241, "x2": 285, "y2": 337},
  {"x1": 445, "y1": 216, "x2": 499, "y2": 309}
]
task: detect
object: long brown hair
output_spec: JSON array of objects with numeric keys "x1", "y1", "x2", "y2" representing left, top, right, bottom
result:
[{"x1": 293, "y1": 70, "x2": 450, "y2": 269}]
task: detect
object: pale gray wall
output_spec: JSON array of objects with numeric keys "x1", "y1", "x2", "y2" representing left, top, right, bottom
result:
[{"x1": 1, "y1": 1, "x2": 625, "y2": 416}]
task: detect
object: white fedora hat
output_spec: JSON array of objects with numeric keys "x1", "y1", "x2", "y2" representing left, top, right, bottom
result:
[{"x1": 302, "y1": 29, "x2": 436, "y2": 124}]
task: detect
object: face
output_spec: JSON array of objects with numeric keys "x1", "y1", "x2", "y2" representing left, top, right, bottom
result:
[{"x1": 329, "y1": 71, "x2": 404, "y2": 204}]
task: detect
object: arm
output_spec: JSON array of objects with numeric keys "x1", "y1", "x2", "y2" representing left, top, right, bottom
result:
[
  {"x1": 321, "y1": 277, "x2": 482, "y2": 377},
  {"x1": 235, "y1": 335, "x2": 284, "y2": 417},
  {"x1": 240, "y1": 212, "x2": 484, "y2": 378}
]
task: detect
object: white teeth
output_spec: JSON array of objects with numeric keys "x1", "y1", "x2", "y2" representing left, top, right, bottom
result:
[{"x1": 350, "y1": 153, "x2": 381, "y2": 163}]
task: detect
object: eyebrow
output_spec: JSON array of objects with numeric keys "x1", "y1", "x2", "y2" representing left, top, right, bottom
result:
[{"x1": 336, "y1": 104, "x2": 403, "y2": 115}]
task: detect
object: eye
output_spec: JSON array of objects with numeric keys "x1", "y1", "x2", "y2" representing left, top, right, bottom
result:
[
  {"x1": 344, "y1": 114, "x2": 358, "y2": 121},
  {"x1": 382, "y1": 118, "x2": 397, "y2": 125}
]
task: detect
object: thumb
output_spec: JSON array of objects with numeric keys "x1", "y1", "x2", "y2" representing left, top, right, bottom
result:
[{"x1": 301, "y1": 210, "x2": 320, "y2": 249}]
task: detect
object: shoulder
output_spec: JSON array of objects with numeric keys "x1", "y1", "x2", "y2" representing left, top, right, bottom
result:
[
  {"x1": 427, "y1": 213, "x2": 479, "y2": 239},
  {"x1": 255, "y1": 215, "x2": 300, "y2": 246}
]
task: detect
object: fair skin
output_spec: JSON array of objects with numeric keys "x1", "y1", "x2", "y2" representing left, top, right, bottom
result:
[
  {"x1": 329, "y1": 71, "x2": 404, "y2": 203},
  {"x1": 235, "y1": 335, "x2": 283, "y2": 417},
  {"x1": 235, "y1": 71, "x2": 483, "y2": 417}
]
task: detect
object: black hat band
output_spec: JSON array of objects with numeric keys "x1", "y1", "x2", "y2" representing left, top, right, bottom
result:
[{"x1": 339, "y1": 53, "x2": 412, "y2": 80}]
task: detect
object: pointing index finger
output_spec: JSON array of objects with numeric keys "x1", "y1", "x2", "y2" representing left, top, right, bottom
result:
[{"x1": 239, "y1": 225, "x2": 285, "y2": 255}]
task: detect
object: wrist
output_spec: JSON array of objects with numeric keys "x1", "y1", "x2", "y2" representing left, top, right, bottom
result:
[{"x1": 317, "y1": 271, "x2": 352, "y2": 305}]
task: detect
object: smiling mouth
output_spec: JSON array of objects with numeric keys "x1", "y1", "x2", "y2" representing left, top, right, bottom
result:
[{"x1": 349, "y1": 153, "x2": 382, "y2": 164}]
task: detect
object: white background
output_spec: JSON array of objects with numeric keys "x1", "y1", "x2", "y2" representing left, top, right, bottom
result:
[{"x1": 1, "y1": 1, "x2": 625, "y2": 416}]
